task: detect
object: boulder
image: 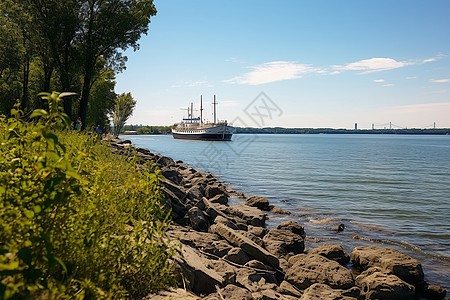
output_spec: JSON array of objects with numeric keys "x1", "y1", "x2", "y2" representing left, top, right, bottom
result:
[
  {"x1": 278, "y1": 280, "x2": 303, "y2": 298},
  {"x1": 156, "y1": 155, "x2": 175, "y2": 168},
  {"x1": 300, "y1": 283, "x2": 359, "y2": 300},
  {"x1": 244, "y1": 260, "x2": 274, "y2": 272},
  {"x1": 422, "y1": 284, "x2": 447, "y2": 300},
  {"x1": 186, "y1": 185, "x2": 203, "y2": 202},
  {"x1": 174, "y1": 245, "x2": 224, "y2": 294},
  {"x1": 308, "y1": 244, "x2": 350, "y2": 266},
  {"x1": 205, "y1": 184, "x2": 228, "y2": 198},
  {"x1": 351, "y1": 246, "x2": 424, "y2": 286},
  {"x1": 226, "y1": 204, "x2": 267, "y2": 227},
  {"x1": 235, "y1": 268, "x2": 277, "y2": 293},
  {"x1": 252, "y1": 289, "x2": 295, "y2": 300},
  {"x1": 209, "y1": 194, "x2": 229, "y2": 205},
  {"x1": 355, "y1": 268, "x2": 415, "y2": 300},
  {"x1": 223, "y1": 247, "x2": 250, "y2": 265},
  {"x1": 248, "y1": 225, "x2": 268, "y2": 238},
  {"x1": 204, "y1": 284, "x2": 252, "y2": 300},
  {"x1": 161, "y1": 178, "x2": 187, "y2": 202},
  {"x1": 270, "y1": 206, "x2": 291, "y2": 215},
  {"x1": 285, "y1": 254, "x2": 354, "y2": 290},
  {"x1": 160, "y1": 167, "x2": 182, "y2": 184},
  {"x1": 143, "y1": 288, "x2": 200, "y2": 300},
  {"x1": 211, "y1": 223, "x2": 280, "y2": 269},
  {"x1": 277, "y1": 221, "x2": 306, "y2": 238},
  {"x1": 245, "y1": 196, "x2": 271, "y2": 211},
  {"x1": 214, "y1": 215, "x2": 240, "y2": 231},
  {"x1": 287, "y1": 254, "x2": 307, "y2": 266},
  {"x1": 197, "y1": 197, "x2": 228, "y2": 220},
  {"x1": 187, "y1": 207, "x2": 210, "y2": 232},
  {"x1": 263, "y1": 229, "x2": 305, "y2": 258}
]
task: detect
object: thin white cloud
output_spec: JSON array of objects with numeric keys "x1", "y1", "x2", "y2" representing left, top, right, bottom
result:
[
  {"x1": 406, "y1": 76, "x2": 417, "y2": 80},
  {"x1": 422, "y1": 54, "x2": 445, "y2": 63},
  {"x1": 171, "y1": 80, "x2": 212, "y2": 88},
  {"x1": 223, "y1": 61, "x2": 320, "y2": 85},
  {"x1": 374, "y1": 79, "x2": 385, "y2": 82},
  {"x1": 332, "y1": 58, "x2": 413, "y2": 74},
  {"x1": 383, "y1": 83, "x2": 394, "y2": 87},
  {"x1": 430, "y1": 78, "x2": 450, "y2": 83}
]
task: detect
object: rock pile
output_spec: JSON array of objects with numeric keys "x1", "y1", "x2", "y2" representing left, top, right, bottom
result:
[{"x1": 109, "y1": 138, "x2": 447, "y2": 300}]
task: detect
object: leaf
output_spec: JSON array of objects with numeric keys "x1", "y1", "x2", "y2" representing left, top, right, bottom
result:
[
  {"x1": 29, "y1": 109, "x2": 49, "y2": 119},
  {"x1": 59, "y1": 92, "x2": 77, "y2": 98}
]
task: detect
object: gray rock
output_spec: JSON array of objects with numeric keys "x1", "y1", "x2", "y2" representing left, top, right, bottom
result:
[
  {"x1": 160, "y1": 167, "x2": 182, "y2": 184},
  {"x1": 285, "y1": 254, "x2": 354, "y2": 290},
  {"x1": 235, "y1": 268, "x2": 277, "y2": 293},
  {"x1": 174, "y1": 245, "x2": 224, "y2": 294},
  {"x1": 263, "y1": 229, "x2": 305, "y2": 258},
  {"x1": 205, "y1": 184, "x2": 228, "y2": 198},
  {"x1": 187, "y1": 207, "x2": 210, "y2": 232},
  {"x1": 252, "y1": 289, "x2": 295, "y2": 300},
  {"x1": 300, "y1": 283, "x2": 359, "y2": 300},
  {"x1": 270, "y1": 206, "x2": 292, "y2": 215},
  {"x1": 204, "y1": 284, "x2": 252, "y2": 300},
  {"x1": 223, "y1": 247, "x2": 251, "y2": 265},
  {"x1": 209, "y1": 194, "x2": 229, "y2": 205},
  {"x1": 422, "y1": 284, "x2": 447, "y2": 300},
  {"x1": 211, "y1": 223, "x2": 280, "y2": 269},
  {"x1": 278, "y1": 280, "x2": 303, "y2": 298},
  {"x1": 186, "y1": 185, "x2": 203, "y2": 202},
  {"x1": 245, "y1": 196, "x2": 271, "y2": 211},
  {"x1": 355, "y1": 268, "x2": 415, "y2": 300},
  {"x1": 277, "y1": 221, "x2": 306, "y2": 238},
  {"x1": 308, "y1": 244, "x2": 350, "y2": 266},
  {"x1": 351, "y1": 246, "x2": 424, "y2": 286},
  {"x1": 143, "y1": 288, "x2": 200, "y2": 300},
  {"x1": 226, "y1": 204, "x2": 267, "y2": 227}
]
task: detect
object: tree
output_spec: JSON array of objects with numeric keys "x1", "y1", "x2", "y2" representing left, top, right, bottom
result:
[
  {"x1": 77, "y1": 0, "x2": 157, "y2": 129},
  {"x1": 111, "y1": 92, "x2": 136, "y2": 136}
]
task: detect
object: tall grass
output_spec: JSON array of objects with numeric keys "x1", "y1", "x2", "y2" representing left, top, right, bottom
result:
[{"x1": 0, "y1": 93, "x2": 179, "y2": 299}]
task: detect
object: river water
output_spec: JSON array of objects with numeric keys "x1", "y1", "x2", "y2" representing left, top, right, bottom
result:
[{"x1": 124, "y1": 134, "x2": 450, "y2": 289}]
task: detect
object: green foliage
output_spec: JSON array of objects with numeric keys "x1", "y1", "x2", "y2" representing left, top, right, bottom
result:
[
  {"x1": 0, "y1": 93, "x2": 178, "y2": 298},
  {"x1": 111, "y1": 93, "x2": 136, "y2": 137}
]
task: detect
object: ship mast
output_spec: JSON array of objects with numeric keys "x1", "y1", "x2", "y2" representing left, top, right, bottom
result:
[
  {"x1": 213, "y1": 95, "x2": 217, "y2": 124},
  {"x1": 200, "y1": 95, "x2": 203, "y2": 124}
]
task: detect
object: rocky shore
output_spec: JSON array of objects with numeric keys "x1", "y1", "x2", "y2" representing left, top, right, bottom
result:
[{"x1": 109, "y1": 138, "x2": 447, "y2": 300}]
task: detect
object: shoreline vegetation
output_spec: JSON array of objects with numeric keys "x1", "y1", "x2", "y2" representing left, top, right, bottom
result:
[
  {"x1": 122, "y1": 124, "x2": 450, "y2": 136},
  {"x1": 1, "y1": 96, "x2": 447, "y2": 299}
]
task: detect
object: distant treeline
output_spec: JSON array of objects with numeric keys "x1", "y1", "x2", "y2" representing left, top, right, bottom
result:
[
  {"x1": 235, "y1": 127, "x2": 450, "y2": 135},
  {"x1": 123, "y1": 124, "x2": 172, "y2": 135}
]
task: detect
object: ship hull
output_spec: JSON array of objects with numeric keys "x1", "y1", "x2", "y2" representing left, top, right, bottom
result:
[{"x1": 172, "y1": 132, "x2": 232, "y2": 141}]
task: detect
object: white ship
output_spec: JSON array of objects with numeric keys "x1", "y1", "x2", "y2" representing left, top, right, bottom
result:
[{"x1": 172, "y1": 95, "x2": 234, "y2": 141}]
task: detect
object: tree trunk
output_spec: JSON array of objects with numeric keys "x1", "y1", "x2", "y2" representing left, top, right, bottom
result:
[
  {"x1": 79, "y1": 67, "x2": 93, "y2": 130},
  {"x1": 21, "y1": 56, "x2": 30, "y2": 112}
]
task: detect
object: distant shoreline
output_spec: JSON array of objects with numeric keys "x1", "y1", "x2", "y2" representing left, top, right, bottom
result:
[{"x1": 234, "y1": 128, "x2": 450, "y2": 135}]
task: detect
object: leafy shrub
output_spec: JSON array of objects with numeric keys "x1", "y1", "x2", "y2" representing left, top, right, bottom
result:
[{"x1": 0, "y1": 93, "x2": 179, "y2": 299}]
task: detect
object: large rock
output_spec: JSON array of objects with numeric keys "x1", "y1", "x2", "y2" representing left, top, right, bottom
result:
[
  {"x1": 160, "y1": 166, "x2": 182, "y2": 184},
  {"x1": 187, "y1": 207, "x2": 210, "y2": 232},
  {"x1": 300, "y1": 283, "x2": 359, "y2": 300},
  {"x1": 355, "y1": 267, "x2": 415, "y2": 300},
  {"x1": 174, "y1": 245, "x2": 224, "y2": 294},
  {"x1": 263, "y1": 229, "x2": 305, "y2": 258},
  {"x1": 211, "y1": 223, "x2": 280, "y2": 269},
  {"x1": 209, "y1": 194, "x2": 229, "y2": 205},
  {"x1": 204, "y1": 284, "x2": 252, "y2": 300},
  {"x1": 223, "y1": 247, "x2": 250, "y2": 265},
  {"x1": 285, "y1": 254, "x2": 354, "y2": 290},
  {"x1": 226, "y1": 204, "x2": 267, "y2": 227},
  {"x1": 252, "y1": 289, "x2": 296, "y2": 300},
  {"x1": 351, "y1": 246, "x2": 424, "y2": 286},
  {"x1": 308, "y1": 244, "x2": 350, "y2": 266},
  {"x1": 245, "y1": 196, "x2": 271, "y2": 211},
  {"x1": 143, "y1": 288, "x2": 200, "y2": 300},
  {"x1": 277, "y1": 221, "x2": 306, "y2": 238},
  {"x1": 278, "y1": 280, "x2": 303, "y2": 298},
  {"x1": 205, "y1": 184, "x2": 228, "y2": 198},
  {"x1": 235, "y1": 268, "x2": 277, "y2": 293}
]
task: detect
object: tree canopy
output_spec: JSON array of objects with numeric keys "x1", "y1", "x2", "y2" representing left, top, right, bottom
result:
[{"x1": 0, "y1": 0, "x2": 156, "y2": 130}]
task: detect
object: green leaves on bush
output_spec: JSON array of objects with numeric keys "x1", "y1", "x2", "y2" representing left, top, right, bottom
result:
[{"x1": 0, "y1": 93, "x2": 178, "y2": 298}]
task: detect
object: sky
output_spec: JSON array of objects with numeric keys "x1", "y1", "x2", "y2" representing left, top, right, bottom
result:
[{"x1": 115, "y1": 0, "x2": 450, "y2": 129}]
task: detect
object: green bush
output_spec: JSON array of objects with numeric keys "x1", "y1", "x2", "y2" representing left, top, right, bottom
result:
[{"x1": 0, "y1": 92, "x2": 179, "y2": 299}]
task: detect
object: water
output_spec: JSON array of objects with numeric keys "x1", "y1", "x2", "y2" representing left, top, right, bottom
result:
[{"x1": 124, "y1": 134, "x2": 450, "y2": 289}]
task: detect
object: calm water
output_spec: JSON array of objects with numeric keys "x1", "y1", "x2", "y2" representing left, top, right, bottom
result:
[{"x1": 124, "y1": 134, "x2": 450, "y2": 288}]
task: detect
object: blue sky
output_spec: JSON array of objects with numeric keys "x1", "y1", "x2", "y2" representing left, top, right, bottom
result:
[{"x1": 115, "y1": 0, "x2": 450, "y2": 129}]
